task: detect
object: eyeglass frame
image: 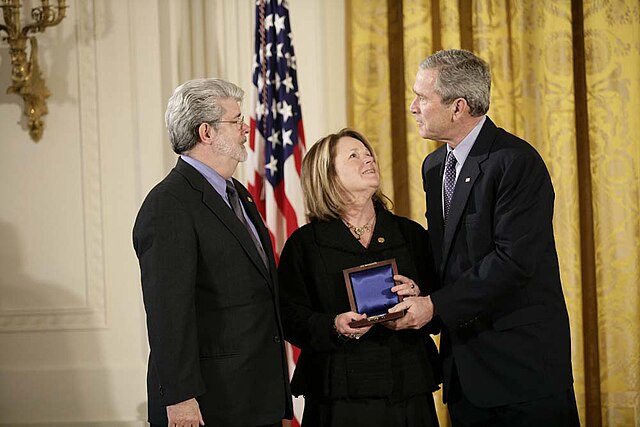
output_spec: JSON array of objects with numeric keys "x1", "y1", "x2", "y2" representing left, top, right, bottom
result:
[{"x1": 216, "y1": 115, "x2": 246, "y2": 129}]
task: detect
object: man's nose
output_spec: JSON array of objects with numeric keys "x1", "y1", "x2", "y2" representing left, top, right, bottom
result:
[{"x1": 409, "y1": 98, "x2": 418, "y2": 114}]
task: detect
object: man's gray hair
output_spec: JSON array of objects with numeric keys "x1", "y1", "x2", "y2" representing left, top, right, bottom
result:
[
  {"x1": 420, "y1": 49, "x2": 491, "y2": 116},
  {"x1": 165, "y1": 78, "x2": 244, "y2": 154}
]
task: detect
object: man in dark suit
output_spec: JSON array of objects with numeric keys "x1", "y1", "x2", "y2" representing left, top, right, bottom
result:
[
  {"x1": 133, "y1": 78, "x2": 292, "y2": 427},
  {"x1": 389, "y1": 49, "x2": 579, "y2": 426}
]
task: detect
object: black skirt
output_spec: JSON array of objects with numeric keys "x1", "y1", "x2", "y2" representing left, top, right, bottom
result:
[{"x1": 301, "y1": 392, "x2": 439, "y2": 427}]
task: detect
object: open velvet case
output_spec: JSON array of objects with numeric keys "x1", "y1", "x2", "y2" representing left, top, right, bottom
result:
[{"x1": 342, "y1": 259, "x2": 404, "y2": 328}]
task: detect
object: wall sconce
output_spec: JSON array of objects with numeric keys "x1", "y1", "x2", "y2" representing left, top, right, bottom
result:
[{"x1": 0, "y1": 0, "x2": 67, "y2": 142}]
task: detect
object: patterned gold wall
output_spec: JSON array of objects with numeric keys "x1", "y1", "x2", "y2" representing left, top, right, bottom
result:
[{"x1": 346, "y1": 0, "x2": 640, "y2": 425}]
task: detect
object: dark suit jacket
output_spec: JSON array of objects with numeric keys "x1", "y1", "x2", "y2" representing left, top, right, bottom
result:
[
  {"x1": 423, "y1": 117, "x2": 573, "y2": 408},
  {"x1": 278, "y1": 207, "x2": 441, "y2": 402},
  {"x1": 133, "y1": 158, "x2": 292, "y2": 426}
]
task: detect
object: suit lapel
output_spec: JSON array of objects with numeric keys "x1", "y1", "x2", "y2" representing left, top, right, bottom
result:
[
  {"x1": 441, "y1": 157, "x2": 481, "y2": 264},
  {"x1": 440, "y1": 118, "x2": 496, "y2": 270},
  {"x1": 234, "y1": 179, "x2": 279, "y2": 283},
  {"x1": 203, "y1": 186, "x2": 272, "y2": 283},
  {"x1": 175, "y1": 159, "x2": 273, "y2": 285}
]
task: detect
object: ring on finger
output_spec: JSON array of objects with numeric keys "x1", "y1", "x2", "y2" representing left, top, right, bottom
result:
[{"x1": 410, "y1": 283, "x2": 415, "y2": 289}]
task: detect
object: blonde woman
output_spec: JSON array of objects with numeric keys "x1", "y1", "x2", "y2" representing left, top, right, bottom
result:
[{"x1": 278, "y1": 128, "x2": 441, "y2": 426}]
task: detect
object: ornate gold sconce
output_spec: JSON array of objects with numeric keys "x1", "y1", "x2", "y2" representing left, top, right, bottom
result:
[{"x1": 0, "y1": 0, "x2": 67, "y2": 142}]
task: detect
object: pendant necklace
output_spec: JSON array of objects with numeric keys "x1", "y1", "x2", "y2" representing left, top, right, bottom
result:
[{"x1": 342, "y1": 214, "x2": 376, "y2": 240}]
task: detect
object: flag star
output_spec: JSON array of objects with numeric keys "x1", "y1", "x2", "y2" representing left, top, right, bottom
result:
[
  {"x1": 264, "y1": 14, "x2": 274, "y2": 30},
  {"x1": 257, "y1": 74, "x2": 265, "y2": 91},
  {"x1": 282, "y1": 128, "x2": 293, "y2": 147},
  {"x1": 265, "y1": 155, "x2": 279, "y2": 175},
  {"x1": 279, "y1": 101, "x2": 293, "y2": 122},
  {"x1": 274, "y1": 73, "x2": 281, "y2": 90},
  {"x1": 271, "y1": 100, "x2": 278, "y2": 118},
  {"x1": 277, "y1": 43, "x2": 284, "y2": 58},
  {"x1": 252, "y1": 54, "x2": 259, "y2": 72},
  {"x1": 255, "y1": 102, "x2": 267, "y2": 121},
  {"x1": 267, "y1": 130, "x2": 281, "y2": 149},
  {"x1": 265, "y1": 42, "x2": 273, "y2": 58},
  {"x1": 262, "y1": 70, "x2": 272, "y2": 87},
  {"x1": 282, "y1": 74, "x2": 294, "y2": 93},
  {"x1": 285, "y1": 52, "x2": 297, "y2": 70},
  {"x1": 274, "y1": 14, "x2": 286, "y2": 34}
]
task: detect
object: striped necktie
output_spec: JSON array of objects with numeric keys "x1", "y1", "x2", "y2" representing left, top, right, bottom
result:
[{"x1": 443, "y1": 151, "x2": 457, "y2": 223}]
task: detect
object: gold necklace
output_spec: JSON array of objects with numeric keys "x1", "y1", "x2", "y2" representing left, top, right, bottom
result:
[{"x1": 342, "y1": 214, "x2": 376, "y2": 240}]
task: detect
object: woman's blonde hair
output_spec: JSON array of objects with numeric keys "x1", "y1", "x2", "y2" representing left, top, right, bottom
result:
[{"x1": 301, "y1": 128, "x2": 391, "y2": 222}]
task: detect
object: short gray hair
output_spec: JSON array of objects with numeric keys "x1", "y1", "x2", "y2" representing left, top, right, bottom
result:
[
  {"x1": 420, "y1": 49, "x2": 491, "y2": 116},
  {"x1": 165, "y1": 78, "x2": 244, "y2": 154}
]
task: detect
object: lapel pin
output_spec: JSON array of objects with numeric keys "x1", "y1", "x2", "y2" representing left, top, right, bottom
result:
[
  {"x1": 377, "y1": 237, "x2": 385, "y2": 243},
  {"x1": 465, "y1": 177, "x2": 471, "y2": 183},
  {"x1": 247, "y1": 196, "x2": 253, "y2": 203}
]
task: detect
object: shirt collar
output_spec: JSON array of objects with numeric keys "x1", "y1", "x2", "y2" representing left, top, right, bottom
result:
[
  {"x1": 180, "y1": 154, "x2": 229, "y2": 199},
  {"x1": 447, "y1": 115, "x2": 486, "y2": 166}
]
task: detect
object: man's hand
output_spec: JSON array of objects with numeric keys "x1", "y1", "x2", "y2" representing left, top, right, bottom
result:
[
  {"x1": 385, "y1": 295, "x2": 435, "y2": 330},
  {"x1": 166, "y1": 398, "x2": 204, "y2": 427}
]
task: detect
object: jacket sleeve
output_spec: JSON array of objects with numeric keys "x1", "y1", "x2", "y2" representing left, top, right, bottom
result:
[
  {"x1": 278, "y1": 232, "x2": 343, "y2": 352},
  {"x1": 406, "y1": 221, "x2": 442, "y2": 335},
  {"x1": 133, "y1": 189, "x2": 206, "y2": 405}
]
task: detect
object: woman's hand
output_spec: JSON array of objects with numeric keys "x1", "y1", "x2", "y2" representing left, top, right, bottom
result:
[
  {"x1": 390, "y1": 274, "x2": 421, "y2": 298},
  {"x1": 334, "y1": 311, "x2": 373, "y2": 340}
]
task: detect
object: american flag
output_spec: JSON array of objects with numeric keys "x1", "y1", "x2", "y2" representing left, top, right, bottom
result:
[{"x1": 245, "y1": 0, "x2": 305, "y2": 424}]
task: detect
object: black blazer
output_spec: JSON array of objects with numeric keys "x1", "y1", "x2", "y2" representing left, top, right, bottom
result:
[
  {"x1": 423, "y1": 117, "x2": 573, "y2": 407},
  {"x1": 278, "y1": 208, "x2": 441, "y2": 402},
  {"x1": 133, "y1": 158, "x2": 292, "y2": 425}
]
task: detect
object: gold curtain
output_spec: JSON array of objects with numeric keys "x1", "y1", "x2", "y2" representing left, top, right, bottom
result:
[{"x1": 346, "y1": 0, "x2": 640, "y2": 426}]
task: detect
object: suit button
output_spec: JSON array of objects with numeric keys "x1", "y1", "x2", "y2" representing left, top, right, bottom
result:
[{"x1": 273, "y1": 335, "x2": 281, "y2": 343}]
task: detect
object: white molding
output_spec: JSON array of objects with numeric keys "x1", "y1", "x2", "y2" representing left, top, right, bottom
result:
[
  {"x1": 0, "y1": 0, "x2": 106, "y2": 332},
  {"x1": 129, "y1": 0, "x2": 165, "y2": 203}
]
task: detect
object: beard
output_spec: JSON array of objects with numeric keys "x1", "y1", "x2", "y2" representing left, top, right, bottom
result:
[{"x1": 214, "y1": 134, "x2": 248, "y2": 162}]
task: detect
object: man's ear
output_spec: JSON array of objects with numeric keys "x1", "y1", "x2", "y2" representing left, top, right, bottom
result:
[
  {"x1": 451, "y1": 98, "x2": 469, "y2": 120},
  {"x1": 198, "y1": 122, "x2": 215, "y2": 144}
]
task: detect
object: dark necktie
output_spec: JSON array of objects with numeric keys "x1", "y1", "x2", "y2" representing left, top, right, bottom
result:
[
  {"x1": 225, "y1": 181, "x2": 268, "y2": 267},
  {"x1": 443, "y1": 151, "x2": 457, "y2": 223}
]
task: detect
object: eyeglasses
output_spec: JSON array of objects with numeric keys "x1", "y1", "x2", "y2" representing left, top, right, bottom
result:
[{"x1": 217, "y1": 115, "x2": 245, "y2": 129}]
